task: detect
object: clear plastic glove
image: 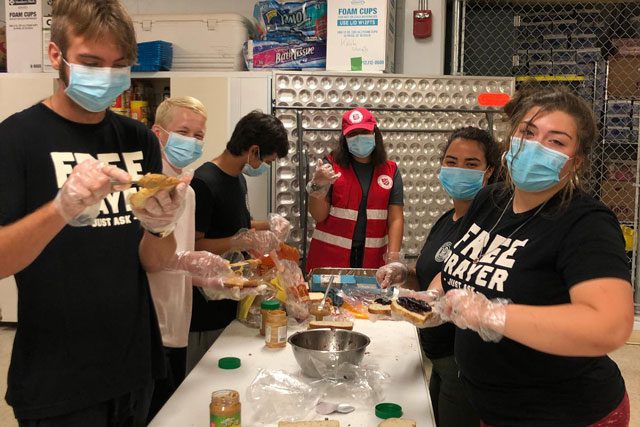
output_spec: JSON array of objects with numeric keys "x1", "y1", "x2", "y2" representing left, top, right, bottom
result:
[
  {"x1": 438, "y1": 288, "x2": 508, "y2": 342},
  {"x1": 376, "y1": 262, "x2": 408, "y2": 289},
  {"x1": 268, "y1": 213, "x2": 292, "y2": 242},
  {"x1": 194, "y1": 278, "x2": 270, "y2": 301},
  {"x1": 165, "y1": 251, "x2": 232, "y2": 278},
  {"x1": 383, "y1": 251, "x2": 404, "y2": 263},
  {"x1": 230, "y1": 229, "x2": 281, "y2": 256},
  {"x1": 53, "y1": 158, "x2": 131, "y2": 226},
  {"x1": 306, "y1": 159, "x2": 341, "y2": 199},
  {"x1": 132, "y1": 177, "x2": 190, "y2": 237}
]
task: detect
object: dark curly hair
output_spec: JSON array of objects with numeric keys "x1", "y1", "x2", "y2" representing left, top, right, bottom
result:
[
  {"x1": 440, "y1": 126, "x2": 501, "y2": 183},
  {"x1": 226, "y1": 110, "x2": 289, "y2": 159}
]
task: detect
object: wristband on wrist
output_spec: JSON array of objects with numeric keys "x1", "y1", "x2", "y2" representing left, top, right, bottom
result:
[{"x1": 146, "y1": 225, "x2": 175, "y2": 238}]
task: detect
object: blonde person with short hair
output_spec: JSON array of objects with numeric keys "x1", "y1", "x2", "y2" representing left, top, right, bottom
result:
[
  {"x1": 146, "y1": 96, "x2": 234, "y2": 421},
  {"x1": 0, "y1": 0, "x2": 190, "y2": 425}
]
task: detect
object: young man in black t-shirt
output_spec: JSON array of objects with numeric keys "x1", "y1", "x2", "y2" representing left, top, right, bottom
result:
[
  {"x1": 187, "y1": 111, "x2": 289, "y2": 371},
  {"x1": 0, "y1": 1, "x2": 188, "y2": 425}
]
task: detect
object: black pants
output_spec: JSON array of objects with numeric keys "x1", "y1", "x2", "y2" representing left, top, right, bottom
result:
[
  {"x1": 429, "y1": 355, "x2": 479, "y2": 427},
  {"x1": 147, "y1": 346, "x2": 187, "y2": 423},
  {"x1": 350, "y1": 244, "x2": 364, "y2": 268},
  {"x1": 18, "y1": 383, "x2": 154, "y2": 427}
]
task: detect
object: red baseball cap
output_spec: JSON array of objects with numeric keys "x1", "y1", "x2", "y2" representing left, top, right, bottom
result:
[{"x1": 342, "y1": 108, "x2": 377, "y2": 135}]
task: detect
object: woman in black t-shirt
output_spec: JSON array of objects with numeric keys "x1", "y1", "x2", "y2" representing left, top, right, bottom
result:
[
  {"x1": 429, "y1": 88, "x2": 633, "y2": 426},
  {"x1": 377, "y1": 127, "x2": 500, "y2": 426}
]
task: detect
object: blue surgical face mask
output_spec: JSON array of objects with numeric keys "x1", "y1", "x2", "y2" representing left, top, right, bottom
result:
[
  {"x1": 63, "y1": 58, "x2": 131, "y2": 113},
  {"x1": 346, "y1": 134, "x2": 376, "y2": 158},
  {"x1": 162, "y1": 128, "x2": 203, "y2": 168},
  {"x1": 242, "y1": 148, "x2": 270, "y2": 177},
  {"x1": 438, "y1": 167, "x2": 486, "y2": 200},
  {"x1": 505, "y1": 136, "x2": 570, "y2": 192}
]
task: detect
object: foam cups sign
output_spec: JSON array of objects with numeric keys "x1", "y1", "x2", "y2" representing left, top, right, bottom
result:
[{"x1": 326, "y1": 0, "x2": 396, "y2": 73}]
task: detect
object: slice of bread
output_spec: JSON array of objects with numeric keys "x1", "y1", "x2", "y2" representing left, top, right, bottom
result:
[
  {"x1": 368, "y1": 302, "x2": 392, "y2": 315},
  {"x1": 222, "y1": 275, "x2": 261, "y2": 288},
  {"x1": 308, "y1": 292, "x2": 326, "y2": 302},
  {"x1": 128, "y1": 187, "x2": 160, "y2": 209},
  {"x1": 128, "y1": 174, "x2": 181, "y2": 208},
  {"x1": 278, "y1": 421, "x2": 340, "y2": 427},
  {"x1": 308, "y1": 320, "x2": 354, "y2": 330},
  {"x1": 137, "y1": 173, "x2": 181, "y2": 189},
  {"x1": 390, "y1": 299, "x2": 433, "y2": 326},
  {"x1": 378, "y1": 418, "x2": 417, "y2": 427}
]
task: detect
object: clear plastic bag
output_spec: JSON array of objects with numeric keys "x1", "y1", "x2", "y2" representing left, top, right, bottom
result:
[{"x1": 245, "y1": 365, "x2": 390, "y2": 424}]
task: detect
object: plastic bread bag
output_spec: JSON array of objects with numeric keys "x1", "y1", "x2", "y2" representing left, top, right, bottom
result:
[
  {"x1": 197, "y1": 251, "x2": 270, "y2": 302},
  {"x1": 274, "y1": 259, "x2": 310, "y2": 322},
  {"x1": 311, "y1": 363, "x2": 390, "y2": 408},
  {"x1": 246, "y1": 369, "x2": 318, "y2": 423}
]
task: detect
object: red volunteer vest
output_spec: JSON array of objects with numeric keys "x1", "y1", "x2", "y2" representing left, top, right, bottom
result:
[{"x1": 306, "y1": 156, "x2": 397, "y2": 272}]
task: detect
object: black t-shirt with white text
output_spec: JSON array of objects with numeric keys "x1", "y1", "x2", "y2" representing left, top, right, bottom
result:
[
  {"x1": 0, "y1": 103, "x2": 165, "y2": 419},
  {"x1": 190, "y1": 162, "x2": 251, "y2": 331},
  {"x1": 415, "y1": 209, "x2": 459, "y2": 359},
  {"x1": 441, "y1": 183, "x2": 629, "y2": 426}
]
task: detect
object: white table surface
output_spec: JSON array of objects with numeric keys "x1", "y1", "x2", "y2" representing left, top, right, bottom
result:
[{"x1": 150, "y1": 319, "x2": 435, "y2": 427}]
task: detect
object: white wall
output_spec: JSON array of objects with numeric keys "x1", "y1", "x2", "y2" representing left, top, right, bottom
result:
[
  {"x1": 121, "y1": 0, "x2": 257, "y2": 19},
  {"x1": 395, "y1": 0, "x2": 446, "y2": 75}
]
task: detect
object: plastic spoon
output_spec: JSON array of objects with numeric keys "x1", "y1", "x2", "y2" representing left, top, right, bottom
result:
[
  {"x1": 315, "y1": 401, "x2": 355, "y2": 415},
  {"x1": 317, "y1": 275, "x2": 335, "y2": 311}
]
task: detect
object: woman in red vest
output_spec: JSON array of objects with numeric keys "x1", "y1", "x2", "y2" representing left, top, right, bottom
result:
[{"x1": 305, "y1": 107, "x2": 404, "y2": 272}]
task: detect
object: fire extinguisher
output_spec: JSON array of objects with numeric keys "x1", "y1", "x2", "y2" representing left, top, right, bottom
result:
[{"x1": 413, "y1": 0, "x2": 432, "y2": 39}]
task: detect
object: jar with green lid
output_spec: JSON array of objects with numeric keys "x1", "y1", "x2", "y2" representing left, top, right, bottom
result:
[{"x1": 260, "y1": 299, "x2": 281, "y2": 336}]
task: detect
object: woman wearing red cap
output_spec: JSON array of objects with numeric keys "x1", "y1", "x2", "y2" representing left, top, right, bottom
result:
[{"x1": 305, "y1": 107, "x2": 404, "y2": 271}]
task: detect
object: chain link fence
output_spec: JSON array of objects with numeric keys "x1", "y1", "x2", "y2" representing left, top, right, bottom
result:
[{"x1": 452, "y1": 0, "x2": 640, "y2": 309}]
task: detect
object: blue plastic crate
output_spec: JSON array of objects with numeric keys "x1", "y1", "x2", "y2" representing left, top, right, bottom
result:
[{"x1": 132, "y1": 40, "x2": 173, "y2": 72}]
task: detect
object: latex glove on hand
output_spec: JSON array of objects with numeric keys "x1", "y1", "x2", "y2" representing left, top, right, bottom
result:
[
  {"x1": 54, "y1": 158, "x2": 131, "y2": 226},
  {"x1": 268, "y1": 213, "x2": 292, "y2": 242},
  {"x1": 166, "y1": 251, "x2": 232, "y2": 278},
  {"x1": 439, "y1": 288, "x2": 508, "y2": 342},
  {"x1": 132, "y1": 175, "x2": 191, "y2": 237},
  {"x1": 193, "y1": 277, "x2": 270, "y2": 301},
  {"x1": 376, "y1": 262, "x2": 408, "y2": 289},
  {"x1": 306, "y1": 159, "x2": 341, "y2": 199},
  {"x1": 230, "y1": 229, "x2": 281, "y2": 257}
]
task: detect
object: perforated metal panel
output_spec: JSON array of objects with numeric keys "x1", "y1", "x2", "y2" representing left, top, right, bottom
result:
[{"x1": 272, "y1": 72, "x2": 514, "y2": 262}]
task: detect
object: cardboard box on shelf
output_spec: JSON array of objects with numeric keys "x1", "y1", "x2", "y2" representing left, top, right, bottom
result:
[
  {"x1": 326, "y1": 0, "x2": 396, "y2": 73},
  {"x1": 5, "y1": 0, "x2": 52, "y2": 73},
  {"x1": 608, "y1": 56, "x2": 640, "y2": 98},
  {"x1": 600, "y1": 180, "x2": 636, "y2": 223}
]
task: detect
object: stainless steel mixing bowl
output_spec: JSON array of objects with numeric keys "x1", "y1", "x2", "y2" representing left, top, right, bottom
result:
[{"x1": 288, "y1": 329, "x2": 371, "y2": 378}]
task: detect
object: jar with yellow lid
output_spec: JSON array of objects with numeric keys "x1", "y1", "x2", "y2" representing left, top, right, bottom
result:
[
  {"x1": 210, "y1": 389, "x2": 241, "y2": 427},
  {"x1": 264, "y1": 309, "x2": 287, "y2": 348}
]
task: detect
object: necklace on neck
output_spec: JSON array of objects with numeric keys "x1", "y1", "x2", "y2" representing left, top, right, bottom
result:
[{"x1": 472, "y1": 195, "x2": 548, "y2": 264}]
